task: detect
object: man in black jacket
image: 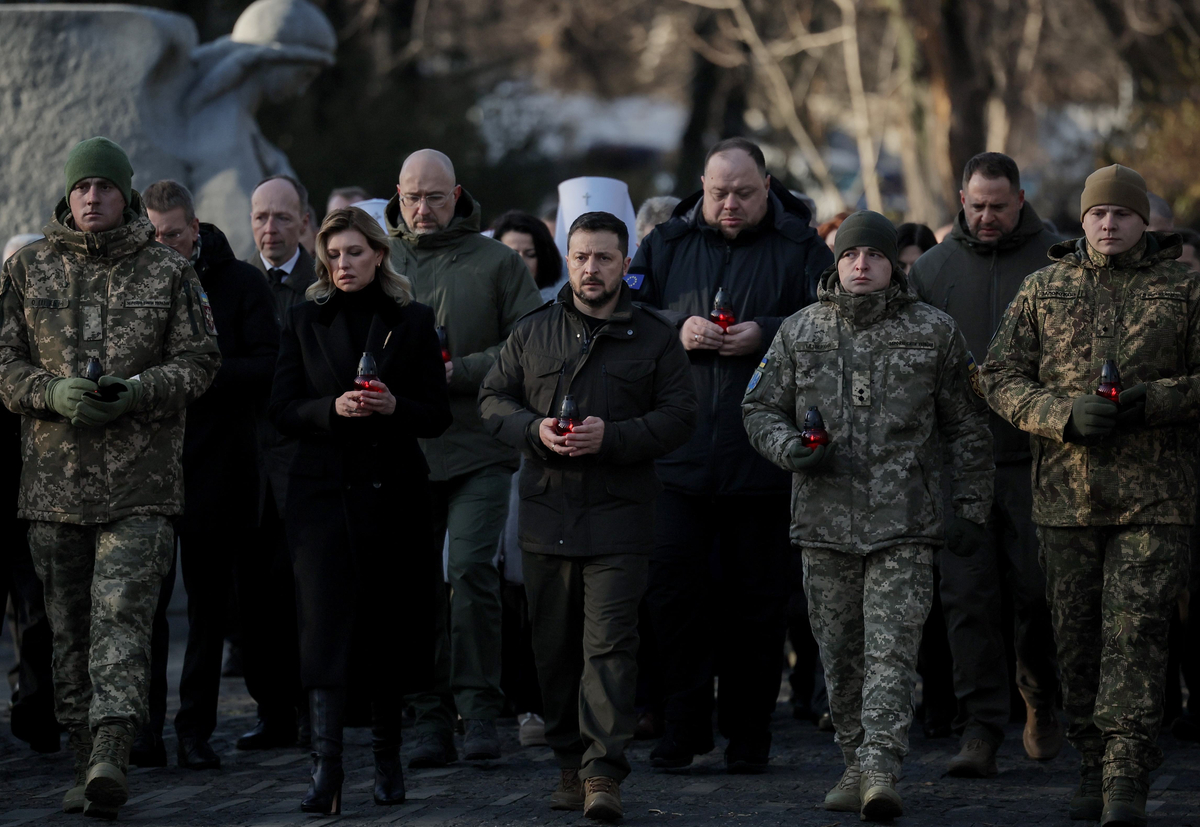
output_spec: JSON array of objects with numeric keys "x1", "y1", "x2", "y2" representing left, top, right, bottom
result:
[
  {"x1": 142, "y1": 180, "x2": 281, "y2": 767},
  {"x1": 480, "y1": 212, "x2": 696, "y2": 821},
  {"x1": 628, "y1": 138, "x2": 833, "y2": 771},
  {"x1": 909, "y1": 153, "x2": 1063, "y2": 776}
]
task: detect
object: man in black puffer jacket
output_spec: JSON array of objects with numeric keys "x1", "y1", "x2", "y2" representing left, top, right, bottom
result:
[{"x1": 627, "y1": 137, "x2": 832, "y2": 772}]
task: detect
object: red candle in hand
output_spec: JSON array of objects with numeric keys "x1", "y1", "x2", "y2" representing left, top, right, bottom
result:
[
  {"x1": 555, "y1": 394, "x2": 580, "y2": 436},
  {"x1": 1096, "y1": 359, "x2": 1121, "y2": 403},
  {"x1": 436, "y1": 325, "x2": 451, "y2": 363},
  {"x1": 710, "y1": 286, "x2": 735, "y2": 332},
  {"x1": 355, "y1": 351, "x2": 378, "y2": 391},
  {"x1": 800, "y1": 405, "x2": 830, "y2": 447}
]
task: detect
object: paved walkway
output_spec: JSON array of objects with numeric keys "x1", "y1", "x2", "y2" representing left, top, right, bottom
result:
[{"x1": 3, "y1": 601, "x2": 1199, "y2": 826}]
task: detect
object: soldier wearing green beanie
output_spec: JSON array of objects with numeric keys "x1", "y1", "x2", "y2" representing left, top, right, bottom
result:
[
  {"x1": 982, "y1": 163, "x2": 1196, "y2": 825},
  {"x1": 0, "y1": 138, "x2": 220, "y2": 818},
  {"x1": 744, "y1": 209, "x2": 992, "y2": 821},
  {"x1": 64, "y1": 137, "x2": 134, "y2": 209}
]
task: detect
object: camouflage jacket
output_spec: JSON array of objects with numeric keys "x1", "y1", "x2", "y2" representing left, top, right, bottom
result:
[
  {"x1": 0, "y1": 193, "x2": 221, "y2": 524},
  {"x1": 742, "y1": 268, "x2": 993, "y2": 554},
  {"x1": 981, "y1": 232, "x2": 1200, "y2": 527}
]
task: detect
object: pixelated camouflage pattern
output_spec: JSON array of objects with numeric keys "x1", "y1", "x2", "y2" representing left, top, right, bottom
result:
[
  {"x1": 742, "y1": 268, "x2": 993, "y2": 553},
  {"x1": 0, "y1": 193, "x2": 221, "y2": 524},
  {"x1": 802, "y1": 543, "x2": 933, "y2": 775},
  {"x1": 1038, "y1": 524, "x2": 1189, "y2": 776},
  {"x1": 28, "y1": 515, "x2": 174, "y2": 730},
  {"x1": 981, "y1": 232, "x2": 1200, "y2": 526}
]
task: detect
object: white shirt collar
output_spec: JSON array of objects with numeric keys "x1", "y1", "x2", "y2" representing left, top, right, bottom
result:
[{"x1": 260, "y1": 246, "x2": 301, "y2": 275}]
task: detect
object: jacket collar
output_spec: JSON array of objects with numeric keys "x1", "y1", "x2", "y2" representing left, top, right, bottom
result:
[
  {"x1": 385, "y1": 187, "x2": 483, "y2": 250},
  {"x1": 312, "y1": 284, "x2": 405, "y2": 389},
  {"x1": 253, "y1": 246, "x2": 315, "y2": 294},
  {"x1": 1047, "y1": 231, "x2": 1183, "y2": 272},
  {"x1": 817, "y1": 265, "x2": 914, "y2": 329},
  {"x1": 45, "y1": 191, "x2": 154, "y2": 260},
  {"x1": 556, "y1": 280, "x2": 635, "y2": 328}
]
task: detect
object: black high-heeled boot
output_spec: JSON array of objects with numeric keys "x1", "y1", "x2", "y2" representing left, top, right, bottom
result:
[
  {"x1": 372, "y1": 704, "x2": 405, "y2": 805},
  {"x1": 301, "y1": 688, "x2": 344, "y2": 816}
]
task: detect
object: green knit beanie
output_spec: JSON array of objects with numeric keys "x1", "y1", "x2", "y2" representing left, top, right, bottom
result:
[
  {"x1": 1079, "y1": 164, "x2": 1149, "y2": 224},
  {"x1": 834, "y1": 210, "x2": 898, "y2": 270},
  {"x1": 64, "y1": 137, "x2": 133, "y2": 207}
]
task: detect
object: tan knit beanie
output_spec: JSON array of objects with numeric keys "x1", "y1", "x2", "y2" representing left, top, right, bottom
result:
[{"x1": 1079, "y1": 164, "x2": 1149, "y2": 224}]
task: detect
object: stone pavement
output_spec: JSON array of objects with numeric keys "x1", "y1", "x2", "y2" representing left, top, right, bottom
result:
[{"x1": 3, "y1": 595, "x2": 1199, "y2": 826}]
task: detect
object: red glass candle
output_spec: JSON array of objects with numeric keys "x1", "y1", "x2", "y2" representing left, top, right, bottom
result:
[
  {"x1": 355, "y1": 351, "x2": 378, "y2": 391},
  {"x1": 800, "y1": 405, "x2": 830, "y2": 447},
  {"x1": 555, "y1": 394, "x2": 580, "y2": 436},
  {"x1": 710, "y1": 287, "x2": 735, "y2": 331},
  {"x1": 85, "y1": 357, "x2": 103, "y2": 384},
  {"x1": 1096, "y1": 359, "x2": 1121, "y2": 403},
  {"x1": 436, "y1": 325, "x2": 451, "y2": 363}
]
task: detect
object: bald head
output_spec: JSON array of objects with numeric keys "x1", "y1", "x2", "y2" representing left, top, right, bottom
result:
[{"x1": 397, "y1": 149, "x2": 461, "y2": 235}]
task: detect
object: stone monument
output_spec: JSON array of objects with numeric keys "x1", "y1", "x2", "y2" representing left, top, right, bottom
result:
[{"x1": 0, "y1": 0, "x2": 335, "y2": 260}]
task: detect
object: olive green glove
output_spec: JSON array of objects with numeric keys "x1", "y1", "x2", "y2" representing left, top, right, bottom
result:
[
  {"x1": 1117, "y1": 383, "x2": 1148, "y2": 430},
  {"x1": 782, "y1": 440, "x2": 829, "y2": 472},
  {"x1": 46, "y1": 377, "x2": 99, "y2": 421},
  {"x1": 1063, "y1": 395, "x2": 1117, "y2": 443},
  {"x1": 945, "y1": 515, "x2": 992, "y2": 559},
  {"x1": 73, "y1": 376, "x2": 143, "y2": 428}
]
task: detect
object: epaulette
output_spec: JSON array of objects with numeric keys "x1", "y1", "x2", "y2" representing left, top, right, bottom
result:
[
  {"x1": 514, "y1": 298, "x2": 559, "y2": 326},
  {"x1": 633, "y1": 303, "x2": 678, "y2": 329}
]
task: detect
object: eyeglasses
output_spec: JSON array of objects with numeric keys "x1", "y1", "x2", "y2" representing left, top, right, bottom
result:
[{"x1": 399, "y1": 192, "x2": 450, "y2": 208}]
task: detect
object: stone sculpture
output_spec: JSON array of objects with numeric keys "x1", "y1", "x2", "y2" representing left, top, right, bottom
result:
[{"x1": 0, "y1": 0, "x2": 335, "y2": 260}]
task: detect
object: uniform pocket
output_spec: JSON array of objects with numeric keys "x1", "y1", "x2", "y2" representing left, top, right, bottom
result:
[
  {"x1": 882, "y1": 340, "x2": 939, "y2": 435},
  {"x1": 603, "y1": 358, "x2": 655, "y2": 420},
  {"x1": 791, "y1": 340, "x2": 842, "y2": 422},
  {"x1": 523, "y1": 351, "x2": 564, "y2": 416}
]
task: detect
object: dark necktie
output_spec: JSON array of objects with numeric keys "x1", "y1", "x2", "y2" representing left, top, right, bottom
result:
[{"x1": 267, "y1": 267, "x2": 286, "y2": 286}]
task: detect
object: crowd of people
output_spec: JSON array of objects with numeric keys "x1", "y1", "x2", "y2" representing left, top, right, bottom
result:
[{"x1": 1, "y1": 132, "x2": 1198, "y2": 827}]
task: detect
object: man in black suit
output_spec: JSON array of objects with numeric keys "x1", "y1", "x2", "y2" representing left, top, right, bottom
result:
[{"x1": 226, "y1": 175, "x2": 317, "y2": 750}]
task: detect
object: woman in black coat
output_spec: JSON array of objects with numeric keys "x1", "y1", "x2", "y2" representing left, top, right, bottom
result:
[{"x1": 269, "y1": 207, "x2": 452, "y2": 815}]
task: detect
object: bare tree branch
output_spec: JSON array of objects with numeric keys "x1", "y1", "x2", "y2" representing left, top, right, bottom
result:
[{"x1": 833, "y1": 0, "x2": 883, "y2": 211}]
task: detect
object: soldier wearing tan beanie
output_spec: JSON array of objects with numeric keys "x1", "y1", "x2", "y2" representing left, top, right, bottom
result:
[{"x1": 1079, "y1": 164, "x2": 1150, "y2": 226}]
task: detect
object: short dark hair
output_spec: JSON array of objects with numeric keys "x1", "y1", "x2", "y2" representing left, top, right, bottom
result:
[
  {"x1": 253, "y1": 174, "x2": 309, "y2": 213},
  {"x1": 329, "y1": 186, "x2": 370, "y2": 204},
  {"x1": 492, "y1": 210, "x2": 563, "y2": 289},
  {"x1": 567, "y1": 211, "x2": 629, "y2": 257},
  {"x1": 961, "y1": 152, "x2": 1020, "y2": 192},
  {"x1": 896, "y1": 222, "x2": 938, "y2": 254},
  {"x1": 144, "y1": 179, "x2": 196, "y2": 222},
  {"x1": 704, "y1": 137, "x2": 767, "y2": 177}
]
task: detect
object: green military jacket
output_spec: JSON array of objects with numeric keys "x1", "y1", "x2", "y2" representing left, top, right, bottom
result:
[
  {"x1": 742, "y1": 268, "x2": 993, "y2": 553},
  {"x1": 981, "y1": 232, "x2": 1200, "y2": 527},
  {"x1": 386, "y1": 189, "x2": 542, "y2": 481},
  {"x1": 0, "y1": 193, "x2": 221, "y2": 524}
]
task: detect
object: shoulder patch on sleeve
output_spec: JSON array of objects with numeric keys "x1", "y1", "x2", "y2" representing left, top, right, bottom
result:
[
  {"x1": 746, "y1": 355, "x2": 768, "y2": 393},
  {"x1": 623, "y1": 272, "x2": 645, "y2": 290},
  {"x1": 966, "y1": 350, "x2": 984, "y2": 398},
  {"x1": 197, "y1": 287, "x2": 218, "y2": 335}
]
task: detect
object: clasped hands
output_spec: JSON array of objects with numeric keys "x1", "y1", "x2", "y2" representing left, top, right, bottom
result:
[
  {"x1": 539, "y1": 416, "x2": 605, "y2": 457},
  {"x1": 335, "y1": 381, "x2": 397, "y2": 417},
  {"x1": 1064, "y1": 384, "x2": 1147, "y2": 442},
  {"x1": 47, "y1": 375, "x2": 141, "y2": 427},
  {"x1": 680, "y1": 316, "x2": 761, "y2": 357}
]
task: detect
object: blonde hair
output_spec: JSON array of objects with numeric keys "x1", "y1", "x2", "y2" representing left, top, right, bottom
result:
[{"x1": 309, "y1": 207, "x2": 412, "y2": 305}]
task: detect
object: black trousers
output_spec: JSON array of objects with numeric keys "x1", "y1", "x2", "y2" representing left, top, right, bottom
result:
[
  {"x1": 5, "y1": 527, "x2": 58, "y2": 748},
  {"x1": 173, "y1": 527, "x2": 239, "y2": 740},
  {"x1": 646, "y1": 489, "x2": 791, "y2": 748},
  {"x1": 235, "y1": 480, "x2": 304, "y2": 727}
]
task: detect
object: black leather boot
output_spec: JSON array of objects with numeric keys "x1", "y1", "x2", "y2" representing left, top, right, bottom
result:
[
  {"x1": 300, "y1": 688, "x2": 344, "y2": 816},
  {"x1": 372, "y1": 703, "x2": 405, "y2": 805}
]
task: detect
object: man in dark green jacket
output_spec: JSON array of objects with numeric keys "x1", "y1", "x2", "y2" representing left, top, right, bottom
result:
[
  {"x1": 480, "y1": 211, "x2": 695, "y2": 821},
  {"x1": 909, "y1": 152, "x2": 1063, "y2": 776},
  {"x1": 386, "y1": 149, "x2": 542, "y2": 765}
]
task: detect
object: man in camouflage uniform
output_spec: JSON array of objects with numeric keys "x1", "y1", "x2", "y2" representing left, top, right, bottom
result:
[
  {"x1": 982, "y1": 164, "x2": 1198, "y2": 827},
  {"x1": 743, "y1": 211, "x2": 992, "y2": 822},
  {"x1": 0, "y1": 137, "x2": 221, "y2": 818}
]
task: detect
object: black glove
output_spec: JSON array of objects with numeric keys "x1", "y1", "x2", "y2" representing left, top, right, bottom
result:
[
  {"x1": 945, "y1": 516, "x2": 991, "y2": 558},
  {"x1": 1117, "y1": 383, "x2": 1147, "y2": 430},
  {"x1": 1063, "y1": 395, "x2": 1117, "y2": 443},
  {"x1": 782, "y1": 441, "x2": 829, "y2": 472}
]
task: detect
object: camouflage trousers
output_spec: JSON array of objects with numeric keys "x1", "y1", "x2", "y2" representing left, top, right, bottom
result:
[
  {"x1": 28, "y1": 516, "x2": 174, "y2": 732},
  {"x1": 801, "y1": 544, "x2": 933, "y2": 775},
  {"x1": 1038, "y1": 524, "x2": 1189, "y2": 778}
]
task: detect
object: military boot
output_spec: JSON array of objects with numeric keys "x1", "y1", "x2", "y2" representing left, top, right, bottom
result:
[
  {"x1": 63, "y1": 727, "x2": 93, "y2": 814},
  {"x1": 1068, "y1": 761, "x2": 1103, "y2": 821},
  {"x1": 859, "y1": 770, "x2": 903, "y2": 822},
  {"x1": 822, "y1": 764, "x2": 861, "y2": 812},
  {"x1": 84, "y1": 719, "x2": 134, "y2": 819},
  {"x1": 1101, "y1": 775, "x2": 1148, "y2": 827},
  {"x1": 550, "y1": 768, "x2": 585, "y2": 811}
]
